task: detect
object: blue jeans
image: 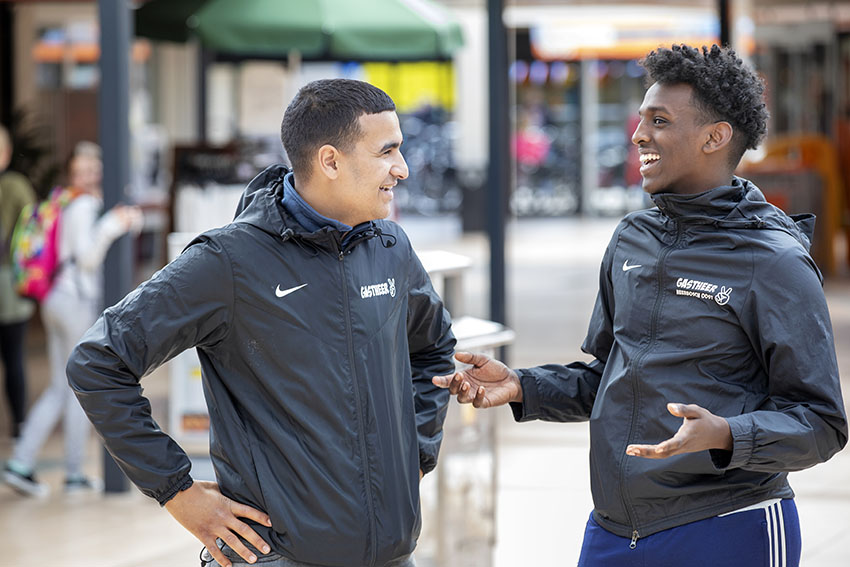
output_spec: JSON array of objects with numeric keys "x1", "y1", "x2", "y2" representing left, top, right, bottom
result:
[
  {"x1": 578, "y1": 499, "x2": 801, "y2": 567},
  {"x1": 200, "y1": 545, "x2": 416, "y2": 567}
]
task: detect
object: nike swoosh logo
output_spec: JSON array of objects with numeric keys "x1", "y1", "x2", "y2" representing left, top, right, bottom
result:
[
  {"x1": 275, "y1": 283, "x2": 308, "y2": 298},
  {"x1": 622, "y1": 260, "x2": 642, "y2": 272}
]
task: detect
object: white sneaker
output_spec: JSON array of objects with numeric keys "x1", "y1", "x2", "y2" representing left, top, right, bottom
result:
[
  {"x1": 3, "y1": 465, "x2": 49, "y2": 498},
  {"x1": 64, "y1": 475, "x2": 104, "y2": 495}
]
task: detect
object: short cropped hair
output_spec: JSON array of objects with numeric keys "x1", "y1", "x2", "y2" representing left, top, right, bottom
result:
[
  {"x1": 640, "y1": 44, "x2": 769, "y2": 167},
  {"x1": 280, "y1": 79, "x2": 396, "y2": 182}
]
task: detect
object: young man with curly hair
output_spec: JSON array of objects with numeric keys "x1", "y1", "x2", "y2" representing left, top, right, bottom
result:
[{"x1": 434, "y1": 45, "x2": 847, "y2": 566}]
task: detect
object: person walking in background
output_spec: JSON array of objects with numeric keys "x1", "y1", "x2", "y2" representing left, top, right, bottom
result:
[
  {"x1": 434, "y1": 45, "x2": 847, "y2": 567},
  {"x1": 0, "y1": 125, "x2": 36, "y2": 440},
  {"x1": 66, "y1": 80, "x2": 455, "y2": 567},
  {"x1": 3, "y1": 141, "x2": 142, "y2": 497}
]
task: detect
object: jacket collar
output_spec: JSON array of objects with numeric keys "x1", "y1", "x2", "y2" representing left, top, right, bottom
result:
[
  {"x1": 650, "y1": 178, "x2": 745, "y2": 220},
  {"x1": 648, "y1": 176, "x2": 815, "y2": 253},
  {"x1": 233, "y1": 164, "x2": 396, "y2": 253},
  {"x1": 281, "y1": 172, "x2": 352, "y2": 234}
]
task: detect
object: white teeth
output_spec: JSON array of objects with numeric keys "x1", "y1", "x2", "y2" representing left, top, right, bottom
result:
[{"x1": 640, "y1": 153, "x2": 660, "y2": 164}]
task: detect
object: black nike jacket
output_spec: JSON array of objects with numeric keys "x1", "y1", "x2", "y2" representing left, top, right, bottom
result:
[{"x1": 67, "y1": 164, "x2": 456, "y2": 567}]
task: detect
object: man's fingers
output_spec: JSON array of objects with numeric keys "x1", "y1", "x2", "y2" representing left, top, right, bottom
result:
[
  {"x1": 205, "y1": 541, "x2": 233, "y2": 567},
  {"x1": 464, "y1": 353, "x2": 493, "y2": 368},
  {"x1": 472, "y1": 386, "x2": 487, "y2": 408},
  {"x1": 230, "y1": 500, "x2": 273, "y2": 528},
  {"x1": 667, "y1": 402, "x2": 703, "y2": 418},
  {"x1": 453, "y1": 351, "x2": 476, "y2": 365},
  {"x1": 228, "y1": 502, "x2": 272, "y2": 555},
  {"x1": 456, "y1": 351, "x2": 491, "y2": 369},
  {"x1": 431, "y1": 373, "x2": 455, "y2": 388},
  {"x1": 457, "y1": 381, "x2": 475, "y2": 404},
  {"x1": 230, "y1": 522, "x2": 271, "y2": 557},
  {"x1": 220, "y1": 531, "x2": 258, "y2": 565},
  {"x1": 626, "y1": 437, "x2": 682, "y2": 459},
  {"x1": 449, "y1": 374, "x2": 466, "y2": 396},
  {"x1": 234, "y1": 522, "x2": 272, "y2": 557}
]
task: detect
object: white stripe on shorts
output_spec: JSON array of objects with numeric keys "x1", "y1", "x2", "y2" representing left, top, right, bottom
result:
[{"x1": 765, "y1": 501, "x2": 786, "y2": 567}]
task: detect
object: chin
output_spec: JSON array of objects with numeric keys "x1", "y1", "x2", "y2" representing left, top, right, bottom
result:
[{"x1": 641, "y1": 179, "x2": 666, "y2": 195}]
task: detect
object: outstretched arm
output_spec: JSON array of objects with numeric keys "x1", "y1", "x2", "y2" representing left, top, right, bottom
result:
[{"x1": 432, "y1": 351, "x2": 523, "y2": 408}]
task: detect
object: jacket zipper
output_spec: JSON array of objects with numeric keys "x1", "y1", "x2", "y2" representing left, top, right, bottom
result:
[
  {"x1": 338, "y1": 247, "x2": 378, "y2": 566},
  {"x1": 620, "y1": 220, "x2": 683, "y2": 549}
]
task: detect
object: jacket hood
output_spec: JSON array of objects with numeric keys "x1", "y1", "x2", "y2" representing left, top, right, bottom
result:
[
  {"x1": 650, "y1": 176, "x2": 815, "y2": 252},
  {"x1": 233, "y1": 164, "x2": 290, "y2": 238}
]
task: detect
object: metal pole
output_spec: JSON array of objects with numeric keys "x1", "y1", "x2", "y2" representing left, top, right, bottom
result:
[
  {"x1": 0, "y1": 4, "x2": 12, "y2": 128},
  {"x1": 719, "y1": 0, "x2": 731, "y2": 47},
  {"x1": 487, "y1": 0, "x2": 508, "y2": 330},
  {"x1": 580, "y1": 60, "x2": 599, "y2": 215},
  {"x1": 198, "y1": 44, "x2": 210, "y2": 142},
  {"x1": 98, "y1": 0, "x2": 132, "y2": 493}
]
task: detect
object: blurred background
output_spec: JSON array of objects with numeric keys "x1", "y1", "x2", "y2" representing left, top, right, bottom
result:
[{"x1": 0, "y1": 1, "x2": 849, "y2": 566}]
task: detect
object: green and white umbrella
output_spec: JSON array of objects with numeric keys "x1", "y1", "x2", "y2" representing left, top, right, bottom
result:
[{"x1": 135, "y1": 0, "x2": 463, "y2": 60}]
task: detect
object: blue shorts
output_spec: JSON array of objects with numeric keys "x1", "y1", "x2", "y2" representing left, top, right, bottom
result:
[{"x1": 578, "y1": 499, "x2": 801, "y2": 567}]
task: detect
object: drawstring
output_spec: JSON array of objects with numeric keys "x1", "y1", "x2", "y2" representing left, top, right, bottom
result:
[
  {"x1": 281, "y1": 227, "x2": 320, "y2": 257},
  {"x1": 341, "y1": 224, "x2": 397, "y2": 254},
  {"x1": 373, "y1": 226, "x2": 397, "y2": 248},
  {"x1": 282, "y1": 223, "x2": 397, "y2": 257}
]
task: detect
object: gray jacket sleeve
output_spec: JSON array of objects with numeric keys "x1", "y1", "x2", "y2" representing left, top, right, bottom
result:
[
  {"x1": 509, "y1": 230, "x2": 618, "y2": 423},
  {"x1": 718, "y1": 245, "x2": 848, "y2": 472},
  {"x1": 406, "y1": 248, "x2": 455, "y2": 474},
  {"x1": 67, "y1": 236, "x2": 234, "y2": 504}
]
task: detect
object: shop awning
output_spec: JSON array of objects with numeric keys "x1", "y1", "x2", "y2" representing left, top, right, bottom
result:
[{"x1": 135, "y1": 0, "x2": 464, "y2": 60}]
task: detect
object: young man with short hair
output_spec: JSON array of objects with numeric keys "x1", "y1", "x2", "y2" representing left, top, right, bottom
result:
[
  {"x1": 67, "y1": 79, "x2": 455, "y2": 567},
  {"x1": 434, "y1": 45, "x2": 847, "y2": 566}
]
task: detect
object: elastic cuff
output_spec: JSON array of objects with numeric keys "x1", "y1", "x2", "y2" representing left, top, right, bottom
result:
[
  {"x1": 721, "y1": 416, "x2": 755, "y2": 470},
  {"x1": 157, "y1": 474, "x2": 194, "y2": 506},
  {"x1": 509, "y1": 370, "x2": 541, "y2": 422},
  {"x1": 418, "y1": 435, "x2": 442, "y2": 475}
]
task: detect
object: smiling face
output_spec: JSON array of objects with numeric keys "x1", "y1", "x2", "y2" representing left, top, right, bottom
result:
[
  {"x1": 631, "y1": 82, "x2": 731, "y2": 195},
  {"x1": 331, "y1": 111, "x2": 409, "y2": 226}
]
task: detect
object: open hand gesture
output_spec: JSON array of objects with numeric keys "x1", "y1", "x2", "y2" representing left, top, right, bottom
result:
[
  {"x1": 626, "y1": 403, "x2": 733, "y2": 459},
  {"x1": 432, "y1": 351, "x2": 522, "y2": 408}
]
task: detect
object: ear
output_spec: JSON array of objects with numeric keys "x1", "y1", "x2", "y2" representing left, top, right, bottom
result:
[
  {"x1": 702, "y1": 121, "x2": 734, "y2": 155},
  {"x1": 316, "y1": 144, "x2": 341, "y2": 180}
]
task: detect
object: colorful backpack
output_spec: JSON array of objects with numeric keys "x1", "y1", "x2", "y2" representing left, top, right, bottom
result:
[{"x1": 10, "y1": 186, "x2": 82, "y2": 301}]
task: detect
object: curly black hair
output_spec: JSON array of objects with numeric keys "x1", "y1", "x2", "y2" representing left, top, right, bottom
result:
[{"x1": 640, "y1": 44, "x2": 769, "y2": 165}]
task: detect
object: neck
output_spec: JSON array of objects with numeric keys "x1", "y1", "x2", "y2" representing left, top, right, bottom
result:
[
  {"x1": 293, "y1": 176, "x2": 345, "y2": 224},
  {"x1": 675, "y1": 168, "x2": 735, "y2": 195}
]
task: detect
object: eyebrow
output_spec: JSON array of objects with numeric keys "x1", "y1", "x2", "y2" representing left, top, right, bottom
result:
[
  {"x1": 639, "y1": 105, "x2": 669, "y2": 115},
  {"x1": 378, "y1": 140, "x2": 402, "y2": 153}
]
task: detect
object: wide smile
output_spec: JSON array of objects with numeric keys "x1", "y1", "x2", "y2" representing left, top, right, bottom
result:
[
  {"x1": 379, "y1": 183, "x2": 396, "y2": 197},
  {"x1": 639, "y1": 152, "x2": 660, "y2": 174}
]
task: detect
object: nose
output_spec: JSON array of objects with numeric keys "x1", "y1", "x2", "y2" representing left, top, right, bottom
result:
[
  {"x1": 631, "y1": 119, "x2": 648, "y2": 146},
  {"x1": 393, "y1": 151, "x2": 409, "y2": 180}
]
